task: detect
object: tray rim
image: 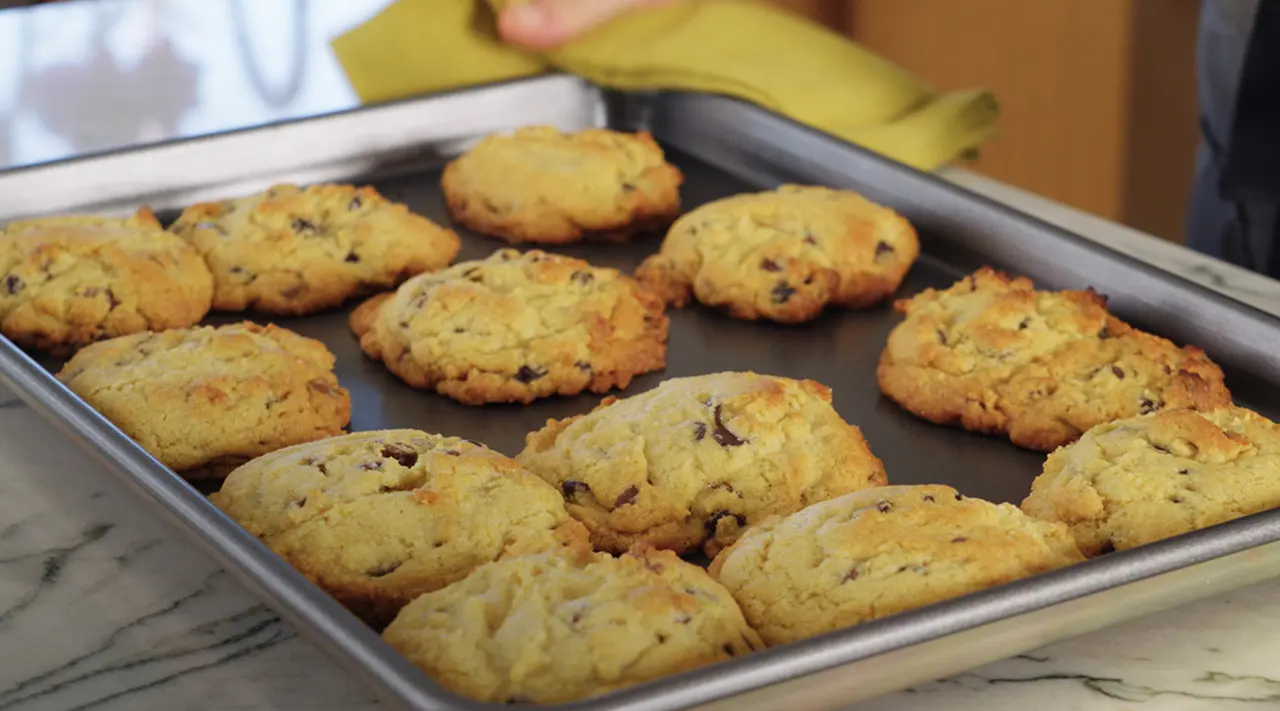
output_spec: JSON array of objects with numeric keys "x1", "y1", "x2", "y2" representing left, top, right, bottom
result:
[{"x1": 0, "y1": 75, "x2": 1278, "y2": 711}]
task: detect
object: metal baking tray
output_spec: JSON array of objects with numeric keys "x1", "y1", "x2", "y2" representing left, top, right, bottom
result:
[{"x1": 3, "y1": 75, "x2": 1280, "y2": 711}]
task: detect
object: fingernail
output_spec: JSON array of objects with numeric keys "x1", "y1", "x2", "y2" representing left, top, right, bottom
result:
[{"x1": 506, "y1": 3, "x2": 550, "y2": 29}]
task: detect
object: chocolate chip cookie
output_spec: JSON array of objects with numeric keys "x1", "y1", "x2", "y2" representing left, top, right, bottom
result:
[
  {"x1": 877, "y1": 268, "x2": 1231, "y2": 451},
  {"x1": 441, "y1": 126, "x2": 683, "y2": 244},
  {"x1": 58, "y1": 322, "x2": 351, "y2": 480},
  {"x1": 170, "y1": 183, "x2": 460, "y2": 316},
  {"x1": 382, "y1": 545, "x2": 762, "y2": 704},
  {"x1": 635, "y1": 185, "x2": 919, "y2": 323},
  {"x1": 0, "y1": 209, "x2": 213, "y2": 354},
  {"x1": 350, "y1": 249, "x2": 668, "y2": 405},
  {"x1": 518, "y1": 372, "x2": 888, "y2": 556},
  {"x1": 709, "y1": 485, "x2": 1084, "y2": 646},
  {"x1": 210, "y1": 430, "x2": 590, "y2": 628},
  {"x1": 1022, "y1": 406, "x2": 1280, "y2": 556}
]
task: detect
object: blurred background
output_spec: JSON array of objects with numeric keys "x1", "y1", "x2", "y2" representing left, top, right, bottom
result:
[{"x1": 0, "y1": 0, "x2": 1200, "y2": 244}]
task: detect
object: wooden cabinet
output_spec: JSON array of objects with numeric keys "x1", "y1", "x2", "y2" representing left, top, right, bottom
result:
[{"x1": 774, "y1": 0, "x2": 1201, "y2": 242}]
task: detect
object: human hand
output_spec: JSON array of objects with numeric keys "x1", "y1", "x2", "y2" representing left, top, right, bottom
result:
[{"x1": 497, "y1": 0, "x2": 674, "y2": 49}]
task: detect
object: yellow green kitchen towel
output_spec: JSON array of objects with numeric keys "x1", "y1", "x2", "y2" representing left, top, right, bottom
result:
[{"x1": 331, "y1": 0, "x2": 999, "y2": 170}]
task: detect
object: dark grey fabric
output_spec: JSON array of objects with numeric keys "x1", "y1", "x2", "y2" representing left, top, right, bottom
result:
[{"x1": 1186, "y1": 0, "x2": 1280, "y2": 273}]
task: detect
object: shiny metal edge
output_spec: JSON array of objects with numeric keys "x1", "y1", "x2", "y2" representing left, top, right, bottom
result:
[
  {"x1": 0, "y1": 78, "x2": 1279, "y2": 711},
  {"x1": 0, "y1": 74, "x2": 606, "y2": 221}
]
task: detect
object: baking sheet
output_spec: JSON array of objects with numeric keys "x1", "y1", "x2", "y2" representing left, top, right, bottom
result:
[
  {"x1": 2, "y1": 76, "x2": 1280, "y2": 711},
  {"x1": 174, "y1": 155, "x2": 1048, "y2": 506}
]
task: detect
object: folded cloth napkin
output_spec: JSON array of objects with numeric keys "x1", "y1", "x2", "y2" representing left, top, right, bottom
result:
[{"x1": 331, "y1": 0, "x2": 999, "y2": 170}]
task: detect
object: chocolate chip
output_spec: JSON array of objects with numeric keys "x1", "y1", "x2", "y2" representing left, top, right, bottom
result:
[
  {"x1": 292, "y1": 218, "x2": 319, "y2": 233},
  {"x1": 614, "y1": 485, "x2": 640, "y2": 508},
  {"x1": 571, "y1": 270, "x2": 594, "y2": 286},
  {"x1": 366, "y1": 561, "x2": 401, "y2": 578},
  {"x1": 348, "y1": 197, "x2": 363, "y2": 210},
  {"x1": 803, "y1": 232, "x2": 818, "y2": 246},
  {"x1": 316, "y1": 462, "x2": 329, "y2": 476},
  {"x1": 705, "y1": 510, "x2": 747, "y2": 535},
  {"x1": 409, "y1": 295, "x2": 428, "y2": 310},
  {"x1": 281, "y1": 286, "x2": 304, "y2": 299},
  {"x1": 845, "y1": 567, "x2": 860, "y2": 581},
  {"x1": 462, "y1": 267, "x2": 483, "y2": 283},
  {"x1": 1178, "y1": 468, "x2": 1190, "y2": 475},
  {"x1": 1017, "y1": 318, "x2": 1030, "y2": 330},
  {"x1": 723, "y1": 643, "x2": 737, "y2": 657},
  {"x1": 1097, "y1": 540, "x2": 1116, "y2": 555},
  {"x1": 711, "y1": 405, "x2": 745, "y2": 447},
  {"x1": 771, "y1": 282, "x2": 796, "y2": 304},
  {"x1": 1170, "y1": 496, "x2": 1184, "y2": 504},
  {"x1": 290, "y1": 497, "x2": 307, "y2": 508},
  {"x1": 515, "y1": 365, "x2": 545, "y2": 383},
  {"x1": 442, "y1": 449, "x2": 461, "y2": 457},
  {"x1": 874, "y1": 241, "x2": 894, "y2": 259},
  {"x1": 2, "y1": 274, "x2": 23, "y2": 295},
  {"x1": 344, "y1": 252, "x2": 360, "y2": 263},
  {"x1": 574, "y1": 360, "x2": 592, "y2": 371},
  {"x1": 936, "y1": 328, "x2": 948, "y2": 345},
  {"x1": 760, "y1": 259, "x2": 782, "y2": 272},
  {"x1": 1098, "y1": 326, "x2": 1111, "y2": 339},
  {"x1": 1153, "y1": 444, "x2": 1171, "y2": 454},
  {"x1": 951, "y1": 536, "x2": 968, "y2": 543},
  {"x1": 803, "y1": 275, "x2": 814, "y2": 285},
  {"x1": 875, "y1": 500, "x2": 892, "y2": 513},
  {"x1": 360, "y1": 461, "x2": 384, "y2": 471},
  {"x1": 1111, "y1": 365, "x2": 1125, "y2": 379},
  {"x1": 955, "y1": 493, "x2": 964, "y2": 501},
  {"x1": 561, "y1": 480, "x2": 590, "y2": 499},
  {"x1": 693, "y1": 422, "x2": 707, "y2": 441},
  {"x1": 1139, "y1": 397, "x2": 1161, "y2": 414},
  {"x1": 380, "y1": 444, "x2": 419, "y2": 468},
  {"x1": 621, "y1": 183, "x2": 637, "y2": 192},
  {"x1": 922, "y1": 494, "x2": 936, "y2": 502},
  {"x1": 453, "y1": 327, "x2": 466, "y2": 334}
]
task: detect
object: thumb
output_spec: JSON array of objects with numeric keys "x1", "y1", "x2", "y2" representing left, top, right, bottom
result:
[{"x1": 498, "y1": 0, "x2": 670, "y2": 49}]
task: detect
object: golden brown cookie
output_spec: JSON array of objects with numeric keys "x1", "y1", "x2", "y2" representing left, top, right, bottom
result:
[
  {"x1": 58, "y1": 322, "x2": 350, "y2": 480},
  {"x1": 170, "y1": 183, "x2": 460, "y2": 315},
  {"x1": 0, "y1": 209, "x2": 213, "y2": 354},
  {"x1": 635, "y1": 185, "x2": 919, "y2": 323},
  {"x1": 351, "y1": 249, "x2": 668, "y2": 405},
  {"x1": 210, "y1": 430, "x2": 590, "y2": 628},
  {"x1": 877, "y1": 268, "x2": 1231, "y2": 451},
  {"x1": 441, "y1": 126, "x2": 683, "y2": 244},
  {"x1": 708, "y1": 485, "x2": 1084, "y2": 646},
  {"x1": 1021, "y1": 406, "x2": 1280, "y2": 556},
  {"x1": 382, "y1": 545, "x2": 762, "y2": 704},
  {"x1": 518, "y1": 372, "x2": 888, "y2": 556}
]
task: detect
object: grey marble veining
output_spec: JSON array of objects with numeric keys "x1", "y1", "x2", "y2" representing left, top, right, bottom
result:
[{"x1": 2, "y1": 1, "x2": 1280, "y2": 710}]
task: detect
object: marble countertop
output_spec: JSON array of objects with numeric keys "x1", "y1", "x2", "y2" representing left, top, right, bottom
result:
[{"x1": 3, "y1": 1, "x2": 1280, "y2": 710}]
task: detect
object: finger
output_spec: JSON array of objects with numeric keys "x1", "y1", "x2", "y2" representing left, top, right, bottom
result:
[{"x1": 498, "y1": 0, "x2": 670, "y2": 49}]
